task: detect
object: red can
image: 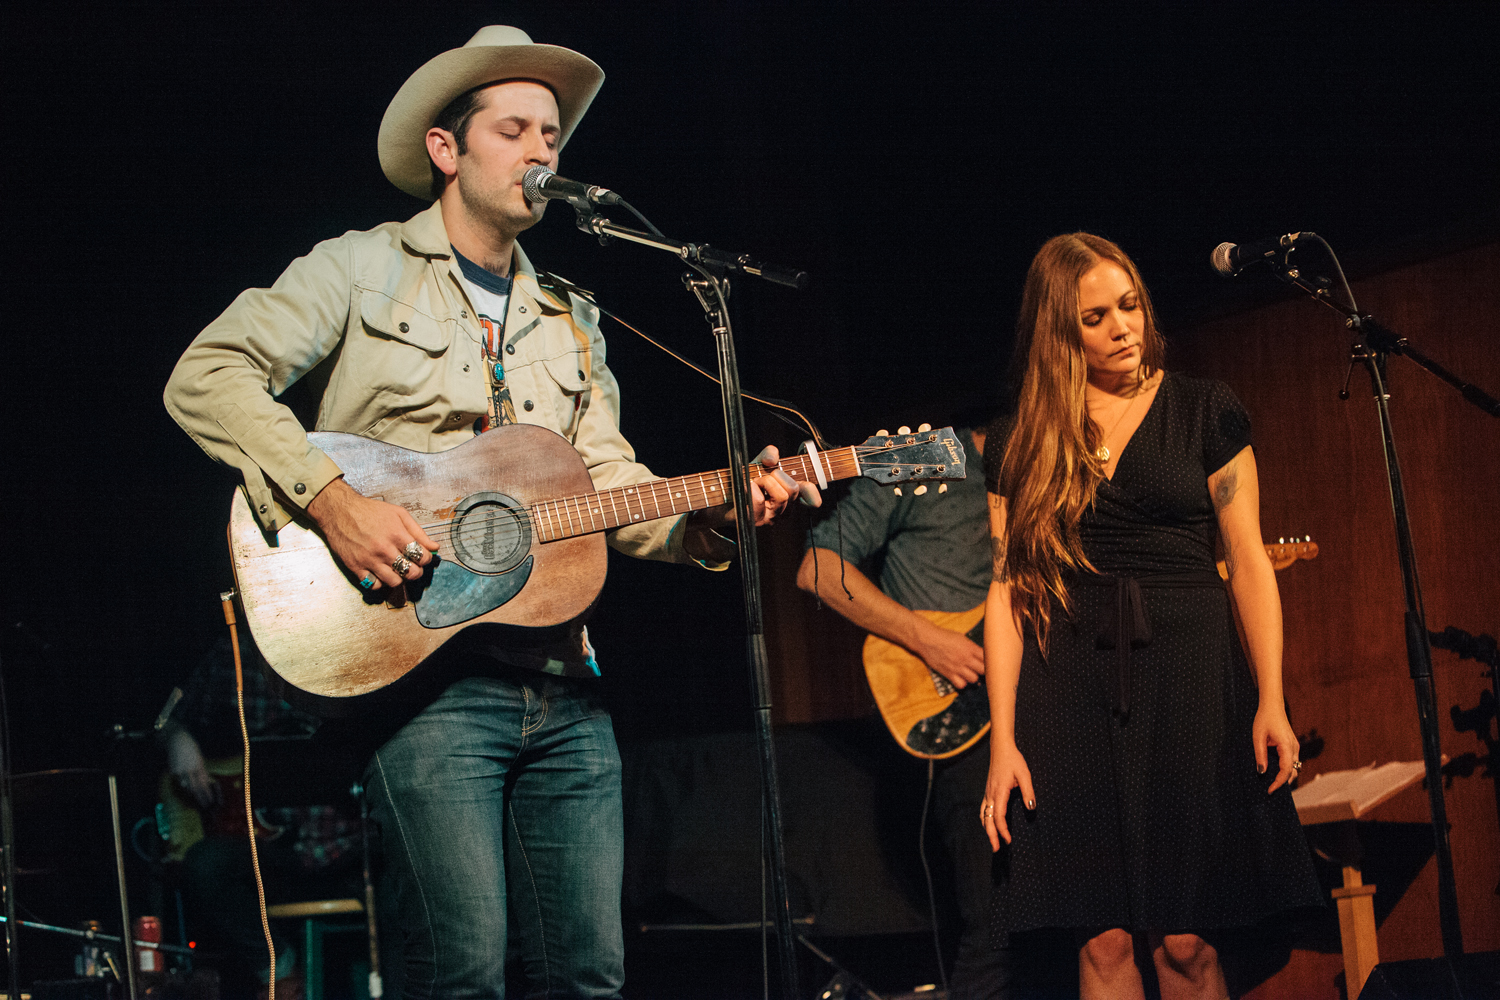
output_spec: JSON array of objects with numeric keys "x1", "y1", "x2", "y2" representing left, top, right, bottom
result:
[{"x1": 133, "y1": 915, "x2": 162, "y2": 974}]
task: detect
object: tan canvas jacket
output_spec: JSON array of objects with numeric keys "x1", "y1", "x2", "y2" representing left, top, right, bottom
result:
[{"x1": 164, "y1": 201, "x2": 692, "y2": 566}]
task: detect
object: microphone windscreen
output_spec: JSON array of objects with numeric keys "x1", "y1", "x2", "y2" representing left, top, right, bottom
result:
[
  {"x1": 1210, "y1": 242, "x2": 1237, "y2": 277},
  {"x1": 522, "y1": 165, "x2": 555, "y2": 204}
]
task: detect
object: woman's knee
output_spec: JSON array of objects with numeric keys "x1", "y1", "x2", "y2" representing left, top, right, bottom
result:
[
  {"x1": 1158, "y1": 933, "x2": 1217, "y2": 975},
  {"x1": 1080, "y1": 927, "x2": 1135, "y2": 973}
]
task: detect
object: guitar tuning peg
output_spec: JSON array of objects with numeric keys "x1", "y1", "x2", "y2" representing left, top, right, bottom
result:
[
  {"x1": 897, "y1": 425, "x2": 911, "y2": 435},
  {"x1": 938, "y1": 483, "x2": 948, "y2": 493},
  {"x1": 893, "y1": 487, "x2": 903, "y2": 496},
  {"x1": 877, "y1": 428, "x2": 889, "y2": 437},
  {"x1": 914, "y1": 485, "x2": 928, "y2": 495},
  {"x1": 917, "y1": 423, "x2": 931, "y2": 432},
  {"x1": 1278, "y1": 537, "x2": 1285, "y2": 544},
  {"x1": 1304, "y1": 535, "x2": 1311, "y2": 542}
]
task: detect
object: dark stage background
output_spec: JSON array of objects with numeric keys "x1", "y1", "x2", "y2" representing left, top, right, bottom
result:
[{"x1": 3, "y1": 1, "x2": 1498, "y2": 996}]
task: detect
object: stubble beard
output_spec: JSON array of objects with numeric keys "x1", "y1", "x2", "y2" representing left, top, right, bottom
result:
[{"x1": 456, "y1": 168, "x2": 546, "y2": 252}]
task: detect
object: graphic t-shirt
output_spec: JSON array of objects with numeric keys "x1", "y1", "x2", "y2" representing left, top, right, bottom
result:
[{"x1": 452, "y1": 247, "x2": 518, "y2": 429}]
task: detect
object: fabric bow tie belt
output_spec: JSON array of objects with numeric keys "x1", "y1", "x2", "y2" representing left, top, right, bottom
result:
[{"x1": 1077, "y1": 571, "x2": 1226, "y2": 716}]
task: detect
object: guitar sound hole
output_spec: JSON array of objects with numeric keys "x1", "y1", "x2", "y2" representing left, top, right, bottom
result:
[{"x1": 450, "y1": 491, "x2": 532, "y2": 575}]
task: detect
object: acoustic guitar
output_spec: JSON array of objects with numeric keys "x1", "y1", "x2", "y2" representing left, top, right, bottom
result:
[
  {"x1": 229, "y1": 423, "x2": 967, "y2": 712},
  {"x1": 869, "y1": 535, "x2": 1320, "y2": 760}
]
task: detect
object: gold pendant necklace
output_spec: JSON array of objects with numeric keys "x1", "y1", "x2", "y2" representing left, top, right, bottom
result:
[{"x1": 1093, "y1": 387, "x2": 1141, "y2": 463}]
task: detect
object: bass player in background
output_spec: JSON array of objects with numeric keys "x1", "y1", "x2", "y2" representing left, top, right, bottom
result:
[
  {"x1": 164, "y1": 26, "x2": 803, "y2": 998},
  {"x1": 796, "y1": 418, "x2": 1012, "y2": 1000}
]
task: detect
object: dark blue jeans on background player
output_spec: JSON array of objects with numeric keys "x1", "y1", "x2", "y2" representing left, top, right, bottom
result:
[
  {"x1": 936, "y1": 737, "x2": 1015, "y2": 1000},
  {"x1": 366, "y1": 671, "x2": 625, "y2": 999}
]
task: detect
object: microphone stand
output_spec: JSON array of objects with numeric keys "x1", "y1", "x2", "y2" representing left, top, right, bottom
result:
[
  {"x1": 1265, "y1": 248, "x2": 1500, "y2": 972},
  {"x1": 569, "y1": 206, "x2": 806, "y2": 1000},
  {"x1": 1, "y1": 642, "x2": 18, "y2": 1000}
]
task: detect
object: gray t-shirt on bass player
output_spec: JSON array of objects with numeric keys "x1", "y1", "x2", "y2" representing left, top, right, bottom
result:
[{"x1": 806, "y1": 429, "x2": 989, "y2": 613}]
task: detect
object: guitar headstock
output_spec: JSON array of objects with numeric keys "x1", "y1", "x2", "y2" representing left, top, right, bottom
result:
[
  {"x1": 1268, "y1": 534, "x2": 1319, "y2": 570},
  {"x1": 858, "y1": 425, "x2": 967, "y2": 493}
]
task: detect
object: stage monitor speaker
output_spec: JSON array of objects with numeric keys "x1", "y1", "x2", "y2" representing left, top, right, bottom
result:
[{"x1": 1356, "y1": 951, "x2": 1500, "y2": 1000}]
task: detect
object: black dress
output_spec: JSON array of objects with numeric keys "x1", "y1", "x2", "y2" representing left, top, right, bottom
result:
[{"x1": 983, "y1": 372, "x2": 1324, "y2": 936}]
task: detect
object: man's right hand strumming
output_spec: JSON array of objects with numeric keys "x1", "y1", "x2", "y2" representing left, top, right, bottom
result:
[
  {"x1": 307, "y1": 477, "x2": 437, "y2": 591},
  {"x1": 914, "y1": 623, "x2": 985, "y2": 689}
]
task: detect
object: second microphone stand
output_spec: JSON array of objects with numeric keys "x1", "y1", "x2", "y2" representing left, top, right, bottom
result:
[{"x1": 1268, "y1": 244, "x2": 1500, "y2": 976}]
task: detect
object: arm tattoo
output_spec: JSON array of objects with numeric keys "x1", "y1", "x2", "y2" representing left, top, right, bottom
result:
[
  {"x1": 1212, "y1": 463, "x2": 1241, "y2": 512},
  {"x1": 991, "y1": 536, "x2": 1004, "y2": 582}
]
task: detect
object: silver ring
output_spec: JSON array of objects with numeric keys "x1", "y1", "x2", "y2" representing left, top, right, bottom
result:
[
  {"x1": 1291, "y1": 760, "x2": 1303, "y2": 771},
  {"x1": 403, "y1": 541, "x2": 425, "y2": 562},
  {"x1": 392, "y1": 556, "x2": 412, "y2": 576}
]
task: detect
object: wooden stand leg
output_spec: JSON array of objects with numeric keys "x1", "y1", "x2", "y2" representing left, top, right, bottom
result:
[{"x1": 1330, "y1": 865, "x2": 1379, "y2": 999}]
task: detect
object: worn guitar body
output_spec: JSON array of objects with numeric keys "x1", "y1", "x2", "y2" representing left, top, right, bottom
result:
[
  {"x1": 229, "y1": 425, "x2": 604, "y2": 712},
  {"x1": 864, "y1": 605, "x2": 990, "y2": 760},
  {"x1": 229, "y1": 423, "x2": 968, "y2": 714}
]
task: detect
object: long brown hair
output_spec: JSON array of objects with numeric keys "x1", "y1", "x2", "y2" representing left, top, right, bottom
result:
[{"x1": 995, "y1": 233, "x2": 1165, "y2": 650}]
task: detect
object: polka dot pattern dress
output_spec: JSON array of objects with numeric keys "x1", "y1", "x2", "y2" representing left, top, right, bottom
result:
[{"x1": 983, "y1": 373, "x2": 1324, "y2": 938}]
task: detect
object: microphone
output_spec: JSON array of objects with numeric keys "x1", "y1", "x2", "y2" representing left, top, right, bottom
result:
[
  {"x1": 1210, "y1": 232, "x2": 1312, "y2": 276},
  {"x1": 522, "y1": 166, "x2": 622, "y2": 207}
]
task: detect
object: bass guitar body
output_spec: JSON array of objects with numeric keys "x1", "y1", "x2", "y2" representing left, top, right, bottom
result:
[
  {"x1": 864, "y1": 605, "x2": 990, "y2": 759},
  {"x1": 229, "y1": 424, "x2": 605, "y2": 712}
]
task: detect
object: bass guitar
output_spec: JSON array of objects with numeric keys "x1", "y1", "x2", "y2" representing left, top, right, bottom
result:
[
  {"x1": 230, "y1": 423, "x2": 966, "y2": 712},
  {"x1": 870, "y1": 534, "x2": 1321, "y2": 759}
]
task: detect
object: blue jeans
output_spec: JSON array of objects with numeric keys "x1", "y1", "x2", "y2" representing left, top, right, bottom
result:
[{"x1": 365, "y1": 670, "x2": 625, "y2": 999}]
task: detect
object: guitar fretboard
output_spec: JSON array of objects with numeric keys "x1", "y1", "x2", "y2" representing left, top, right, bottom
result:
[{"x1": 529, "y1": 447, "x2": 861, "y2": 542}]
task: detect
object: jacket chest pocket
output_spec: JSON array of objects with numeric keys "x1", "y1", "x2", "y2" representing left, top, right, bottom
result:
[
  {"x1": 353, "y1": 292, "x2": 459, "y2": 398},
  {"x1": 540, "y1": 349, "x2": 592, "y2": 436}
]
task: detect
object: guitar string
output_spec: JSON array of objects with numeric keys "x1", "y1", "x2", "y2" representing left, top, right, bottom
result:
[
  {"x1": 400, "y1": 449, "x2": 941, "y2": 553},
  {"x1": 409, "y1": 460, "x2": 924, "y2": 550},
  {"x1": 406, "y1": 461, "x2": 936, "y2": 553}
]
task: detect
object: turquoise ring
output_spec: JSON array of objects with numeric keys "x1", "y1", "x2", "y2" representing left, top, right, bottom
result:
[{"x1": 359, "y1": 574, "x2": 377, "y2": 590}]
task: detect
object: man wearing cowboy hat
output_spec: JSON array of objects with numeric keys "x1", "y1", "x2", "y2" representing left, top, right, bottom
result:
[{"x1": 165, "y1": 25, "x2": 802, "y2": 996}]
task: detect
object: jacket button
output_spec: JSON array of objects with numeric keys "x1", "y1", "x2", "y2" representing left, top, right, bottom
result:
[
  {"x1": 505, "y1": 344, "x2": 515, "y2": 355},
  {"x1": 461, "y1": 310, "x2": 468, "y2": 318},
  {"x1": 399, "y1": 322, "x2": 410, "y2": 333},
  {"x1": 450, "y1": 413, "x2": 463, "y2": 422},
  {"x1": 519, "y1": 306, "x2": 527, "y2": 314},
  {"x1": 577, "y1": 370, "x2": 585, "y2": 381},
  {"x1": 294, "y1": 483, "x2": 307, "y2": 495},
  {"x1": 523, "y1": 400, "x2": 535, "y2": 411},
  {"x1": 259, "y1": 503, "x2": 268, "y2": 514}
]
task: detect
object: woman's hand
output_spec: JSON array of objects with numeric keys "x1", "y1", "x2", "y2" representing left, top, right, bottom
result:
[
  {"x1": 1253, "y1": 701, "x2": 1300, "y2": 794},
  {"x1": 982, "y1": 742, "x2": 1035, "y2": 851}
]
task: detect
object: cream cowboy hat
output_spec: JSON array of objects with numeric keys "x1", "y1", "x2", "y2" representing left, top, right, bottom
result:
[{"x1": 378, "y1": 25, "x2": 605, "y2": 199}]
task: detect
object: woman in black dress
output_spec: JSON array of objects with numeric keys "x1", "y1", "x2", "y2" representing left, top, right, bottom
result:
[{"x1": 979, "y1": 233, "x2": 1322, "y2": 999}]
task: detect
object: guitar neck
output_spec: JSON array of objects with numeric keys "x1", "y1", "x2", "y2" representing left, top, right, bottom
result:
[{"x1": 530, "y1": 447, "x2": 861, "y2": 542}]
